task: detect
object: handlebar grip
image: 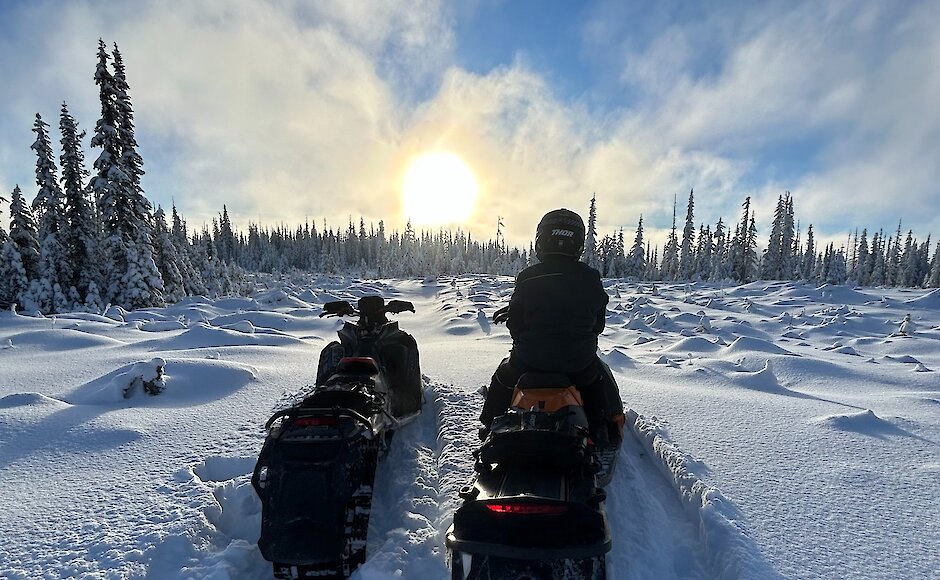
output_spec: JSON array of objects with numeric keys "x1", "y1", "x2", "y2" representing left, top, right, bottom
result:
[{"x1": 492, "y1": 305, "x2": 510, "y2": 324}]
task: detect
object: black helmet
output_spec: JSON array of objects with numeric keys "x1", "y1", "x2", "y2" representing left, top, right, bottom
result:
[{"x1": 535, "y1": 208, "x2": 585, "y2": 260}]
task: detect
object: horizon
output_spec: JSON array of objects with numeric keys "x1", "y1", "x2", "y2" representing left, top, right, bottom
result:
[{"x1": 1, "y1": 0, "x2": 938, "y2": 250}]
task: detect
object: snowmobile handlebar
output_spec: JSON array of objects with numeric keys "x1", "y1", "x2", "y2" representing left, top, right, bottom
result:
[
  {"x1": 492, "y1": 305, "x2": 510, "y2": 324},
  {"x1": 319, "y1": 298, "x2": 415, "y2": 318}
]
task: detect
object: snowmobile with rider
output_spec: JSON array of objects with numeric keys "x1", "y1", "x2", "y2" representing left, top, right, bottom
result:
[
  {"x1": 252, "y1": 295, "x2": 422, "y2": 579},
  {"x1": 447, "y1": 209, "x2": 625, "y2": 580}
]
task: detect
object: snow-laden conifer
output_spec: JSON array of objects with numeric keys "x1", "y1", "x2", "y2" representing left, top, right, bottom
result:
[
  {"x1": 59, "y1": 102, "x2": 101, "y2": 310},
  {"x1": 90, "y1": 39, "x2": 164, "y2": 308},
  {"x1": 626, "y1": 215, "x2": 645, "y2": 279},
  {"x1": 583, "y1": 195, "x2": 600, "y2": 272},
  {"x1": 31, "y1": 113, "x2": 70, "y2": 313},
  {"x1": 661, "y1": 196, "x2": 680, "y2": 280},
  {"x1": 928, "y1": 241, "x2": 940, "y2": 288},
  {"x1": 678, "y1": 189, "x2": 695, "y2": 279},
  {"x1": 152, "y1": 207, "x2": 185, "y2": 303},
  {"x1": 8, "y1": 185, "x2": 41, "y2": 283}
]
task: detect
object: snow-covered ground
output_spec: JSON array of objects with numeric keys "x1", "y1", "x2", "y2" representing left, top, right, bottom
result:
[{"x1": 1, "y1": 276, "x2": 938, "y2": 579}]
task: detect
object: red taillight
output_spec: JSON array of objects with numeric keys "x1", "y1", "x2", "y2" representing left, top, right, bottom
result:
[
  {"x1": 485, "y1": 503, "x2": 568, "y2": 515},
  {"x1": 295, "y1": 416, "x2": 339, "y2": 427}
]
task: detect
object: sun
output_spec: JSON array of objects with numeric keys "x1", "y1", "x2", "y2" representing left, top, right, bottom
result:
[{"x1": 402, "y1": 152, "x2": 479, "y2": 226}]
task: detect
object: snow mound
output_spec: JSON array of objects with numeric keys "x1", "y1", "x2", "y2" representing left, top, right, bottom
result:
[
  {"x1": 0, "y1": 392, "x2": 69, "y2": 409},
  {"x1": 625, "y1": 316, "x2": 652, "y2": 331},
  {"x1": 103, "y1": 305, "x2": 127, "y2": 321},
  {"x1": 66, "y1": 358, "x2": 257, "y2": 406},
  {"x1": 882, "y1": 354, "x2": 921, "y2": 364},
  {"x1": 253, "y1": 288, "x2": 313, "y2": 308},
  {"x1": 601, "y1": 348, "x2": 636, "y2": 369},
  {"x1": 662, "y1": 336, "x2": 723, "y2": 354},
  {"x1": 627, "y1": 410, "x2": 781, "y2": 579},
  {"x1": 813, "y1": 409, "x2": 913, "y2": 438},
  {"x1": 903, "y1": 288, "x2": 940, "y2": 309},
  {"x1": 66, "y1": 358, "x2": 166, "y2": 403},
  {"x1": 54, "y1": 312, "x2": 123, "y2": 325},
  {"x1": 725, "y1": 336, "x2": 796, "y2": 356},
  {"x1": 210, "y1": 311, "x2": 308, "y2": 332},
  {"x1": 734, "y1": 360, "x2": 788, "y2": 392},
  {"x1": 2, "y1": 329, "x2": 124, "y2": 350},
  {"x1": 815, "y1": 285, "x2": 877, "y2": 305},
  {"x1": 833, "y1": 346, "x2": 861, "y2": 356},
  {"x1": 139, "y1": 320, "x2": 187, "y2": 332},
  {"x1": 653, "y1": 355, "x2": 679, "y2": 367},
  {"x1": 145, "y1": 323, "x2": 303, "y2": 350}
]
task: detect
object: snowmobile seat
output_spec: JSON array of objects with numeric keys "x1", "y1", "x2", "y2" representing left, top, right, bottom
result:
[
  {"x1": 515, "y1": 372, "x2": 573, "y2": 390},
  {"x1": 337, "y1": 356, "x2": 380, "y2": 375}
]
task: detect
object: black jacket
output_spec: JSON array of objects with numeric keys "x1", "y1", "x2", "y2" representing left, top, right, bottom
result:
[{"x1": 507, "y1": 256, "x2": 608, "y2": 373}]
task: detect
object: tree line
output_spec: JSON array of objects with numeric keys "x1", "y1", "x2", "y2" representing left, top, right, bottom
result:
[
  {"x1": 583, "y1": 191, "x2": 940, "y2": 288},
  {"x1": 2, "y1": 43, "x2": 938, "y2": 317}
]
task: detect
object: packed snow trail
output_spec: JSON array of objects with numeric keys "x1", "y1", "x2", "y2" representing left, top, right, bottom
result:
[{"x1": 369, "y1": 280, "x2": 723, "y2": 579}]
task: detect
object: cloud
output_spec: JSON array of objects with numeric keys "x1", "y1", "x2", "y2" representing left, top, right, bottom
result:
[
  {"x1": 0, "y1": 0, "x2": 937, "y2": 254},
  {"x1": 599, "y1": 1, "x2": 940, "y2": 242}
]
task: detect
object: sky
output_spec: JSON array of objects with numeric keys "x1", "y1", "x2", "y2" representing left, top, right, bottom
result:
[{"x1": 0, "y1": 0, "x2": 938, "y2": 250}]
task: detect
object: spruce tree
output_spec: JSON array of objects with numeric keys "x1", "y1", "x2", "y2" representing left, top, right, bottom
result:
[
  {"x1": 59, "y1": 102, "x2": 101, "y2": 310},
  {"x1": 745, "y1": 210, "x2": 758, "y2": 282},
  {"x1": 928, "y1": 241, "x2": 940, "y2": 288},
  {"x1": 8, "y1": 185, "x2": 41, "y2": 282},
  {"x1": 152, "y1": 207, "x2": 185, "y2": 302},
  {"x1": 886, "y1": 221, "x2": 902, "y2": 285},
  {"x1": 782, "y1": 193, "x2": 795, "y2": 278},
  {"x1": 678, "y1": 188, "x2": 695, "y2": 279},
  {"x1": 0, "y1": 192, "x2": 9, "y2": 307},
  {"x1": 662, "y1": 195, "x2": 679, "y2": 280},
  {"x1": 627, "y1": 215, "x2": 645, "y2": 279},
  {"x1": 31, "y1": 113, "x2": 70, "y2": 313},
  {"x1": 90, "y1": 39, "x2": 164, "y2": 308},
  {"x1": 730, "y1": 197, "x2": 752, "y2": 282},
  {"x1": 583, "y1": 195, "x2": 600, "y2": 271},
  {"x1": 802, "y1": 225, "x2": 816, "y2": 281}
]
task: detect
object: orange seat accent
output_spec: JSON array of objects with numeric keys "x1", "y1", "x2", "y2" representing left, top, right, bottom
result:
[{"x1": 510, "y1": 387, "x2": 584, "y2": 413}]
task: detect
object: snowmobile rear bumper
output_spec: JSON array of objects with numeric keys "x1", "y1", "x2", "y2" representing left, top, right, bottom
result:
[{"x1": 445, "y1": 500, "x2": 611, "y2": 561}]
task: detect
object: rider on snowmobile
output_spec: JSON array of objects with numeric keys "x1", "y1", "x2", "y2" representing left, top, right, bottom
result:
[{"x1": 480, "y1": 208, "x2": 625, "y2": 449}]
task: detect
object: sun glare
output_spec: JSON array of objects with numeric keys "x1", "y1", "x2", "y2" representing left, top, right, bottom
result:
[{"x1": 402, "y1": 152, "x2": 479, "y2": 226}]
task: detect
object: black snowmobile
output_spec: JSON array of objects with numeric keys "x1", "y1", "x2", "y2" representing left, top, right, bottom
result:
[
  {"x1": 446, "y1": 312, "x2": 612, "y2": 580},
  {"x1": 252, "y1": 295, "x2": 422, "y2": 579}
]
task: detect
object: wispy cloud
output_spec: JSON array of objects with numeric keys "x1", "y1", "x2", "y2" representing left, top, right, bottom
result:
[{"x1": 0, "y1": 0, "x2": 937, "y2": 250}]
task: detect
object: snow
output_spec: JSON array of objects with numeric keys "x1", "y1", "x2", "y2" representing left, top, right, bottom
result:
[{"x1": 1, "y1": 277, "x2": 938, "y2": 579}]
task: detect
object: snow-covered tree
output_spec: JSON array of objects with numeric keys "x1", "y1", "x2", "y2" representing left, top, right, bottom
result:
[
  {"x1": 8, "y1": 185, "x2": 41, "y2": 283},
  {"x1": 90, "y1": 39, "x2": 164, "y2": 309},
  {"x1": 59, "y1": 102, "x2": 101, "y2": 310},
  {"x1": 626, "y1": 215, "x2": 645, "y2": 279},
  {"x1": 802, "y1": 225, "x2": 816, "y2": 281},
  {"x1": 661, "y1": 196, "x2": 680, "y2": 280},
  {"x1": 928, "y1": 241, "x2": 940, "y2": 288},
  {"x1": 152, "y1": 207, "x2": 185, "y2": 303},
  {"x1": 583, "y1": 195, "x2": 600, "y2": 272},
  {"x1": 31, "y1": 113, "x2": 70, "y2": 313},
  {"x1": 678, "y1": 189, "x2": 695, "y2": 279}
]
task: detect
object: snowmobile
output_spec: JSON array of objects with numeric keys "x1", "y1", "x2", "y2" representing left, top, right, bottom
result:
[
  {"x1": 252, "y1": 295, "x2": 422, "y2": 579},
  {"x1": 446, "y1": 311, "x2": 612, "y2": 580}
]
